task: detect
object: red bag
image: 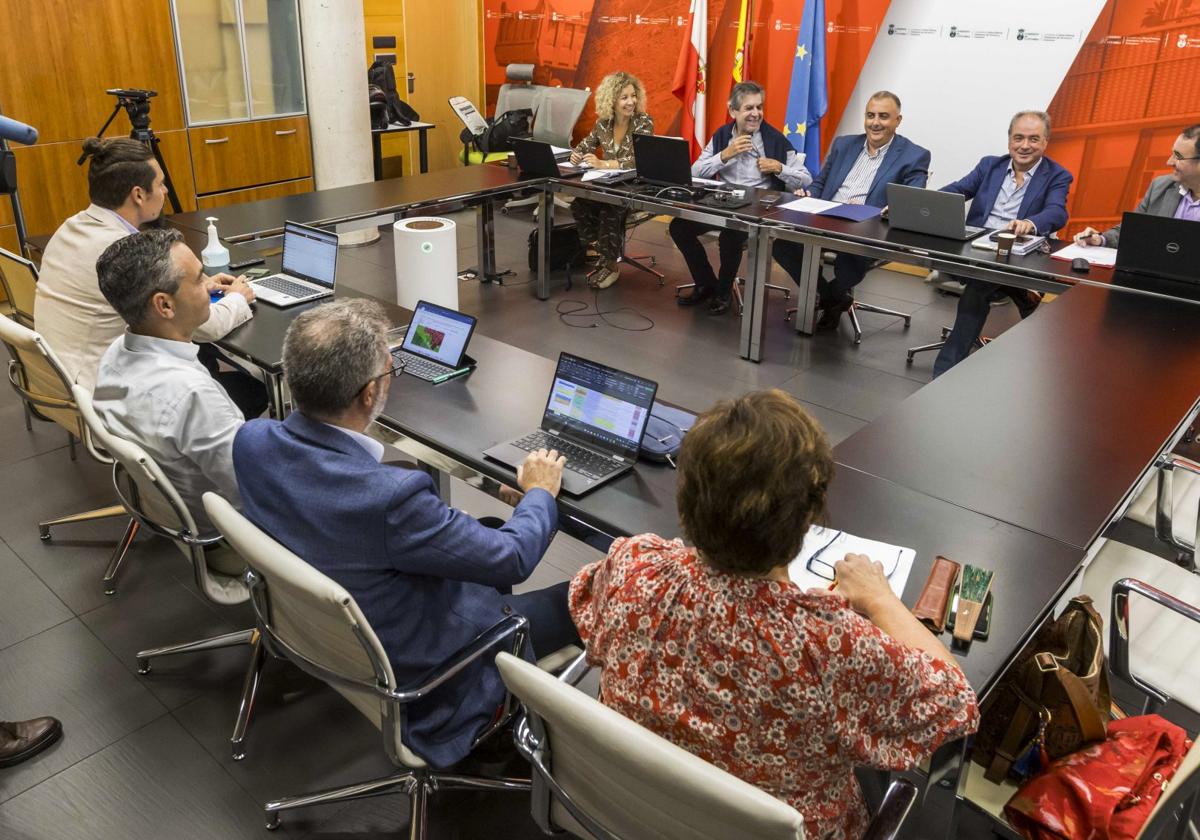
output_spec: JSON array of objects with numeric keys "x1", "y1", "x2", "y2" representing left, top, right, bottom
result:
[{"x1": 1003, "y1": 715, "x2": 1192, "y2": 840}]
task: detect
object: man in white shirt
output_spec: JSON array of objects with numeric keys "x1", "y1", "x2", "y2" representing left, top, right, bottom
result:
[
  {"x1": 91, "y1": 228, "x2": 244, "y2": 543},
  {"x1": 33, "y1": 136, "x2": 263, "y2": 417}
]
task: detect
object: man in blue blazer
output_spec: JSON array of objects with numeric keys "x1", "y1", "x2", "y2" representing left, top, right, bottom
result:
[
  {"x1": 932, "y1": 111, "x2": 1073, "y2": 377},
  {"x1": 232, "y1": 299, "x2": 578, "y2": 769},
  {"x1": 773, "y1": 91, "x2": 931, "y2": 330}
]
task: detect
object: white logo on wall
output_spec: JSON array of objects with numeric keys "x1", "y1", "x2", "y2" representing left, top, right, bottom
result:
[{"x1": 1180, "y1": 33, "x2": 1190, "y2": 48}]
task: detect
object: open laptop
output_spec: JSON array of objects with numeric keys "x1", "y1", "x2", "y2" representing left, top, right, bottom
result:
[
  {"x1": 1115, "y1": 212, "x2": 1199, "y2": 284},
  {"x1": 484, "y1": 353, "x2": 658, "y2": 496},
  {"x1": 887, "y1": 184, "x2": 988, "y2": 241},
  {"x1": 633, "y1": 134, "x2": 693, "y2": 187},
  {"x1": 390, "y1": 300, "x2": 478, "y2": 383},
  {"x1": 511, "y1": 138, "x2": 584, "y2": 178},
  {"x1": 249, "y1": 221, "x2": 338, "y2": 307}
]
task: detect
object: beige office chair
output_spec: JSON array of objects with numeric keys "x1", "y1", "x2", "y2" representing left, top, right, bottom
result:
[
  {"x1": 503, "y1": 85, "x2": 592, "y2": 215},
  {"x1": 461, "y1": 64, "x2": 541, "y2": 166},
  {"x1": 202, "y1": 492, "x2": 580, "y2": 839},
  {"x1": 1125, "y1": 453, "x2": 1200, "y2": 567},
  {"x1": 496, "y1": 652, "x2": 919, "y2": 840},
  {"x1": 73, "y1": 384, "x2": 262, "y2": 758},
  {"x1": 0, "y1": 315, "x2": 138, "y2": 593},
  {"x1": 0, "y1": 246, "x2": 37, "y2": 329}
]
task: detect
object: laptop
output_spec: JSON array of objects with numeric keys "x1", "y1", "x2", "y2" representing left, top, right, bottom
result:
[
  {"x1": 390, "y1": 300, "x2": 478, "y2": 383},
  {"x1": 633, "y1": 134, "x2": 693, "y2": 187},
  {"x1": 511, "y1": 138, "x2": 584, "y2": 178},
  {"x1": 886, "y1": 184, "x2": 988, "y2": 241},
  {"x1": 249, "y1": 221, "x2": 339, "y2": 307},
  {"x1": 1115, "y1": 212, "x2": 1199, "y2": 284},
  {"x1": 483, "y1": 353, "x2": 658, "y2": 496}
]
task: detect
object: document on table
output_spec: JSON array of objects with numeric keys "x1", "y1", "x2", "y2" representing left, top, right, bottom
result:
[
  {"x1": 691, "y1": 177, "x2": 723, "y2": 188},
  {"x1": 550, "y1": 145, "x2": 574, "y2": 157},
  {"x1": 788, "y1": 525, "x2": 915, "y2": 598},
  {"x1": 779, "y1": 196, "x2": 841, "y2": 213},
  {"x1": 1050, "y1": 242, "x2": 1118, "y2": 268},
  {"x1": 582, "y1": 168, "x2": 633, "y2": 182}
]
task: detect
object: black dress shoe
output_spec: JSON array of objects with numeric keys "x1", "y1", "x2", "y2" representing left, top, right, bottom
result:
[
  {"x1": 677, "y1": 286, "x2": 714, "y2": 307},
  {"x1": 706, "y1": 295, "x2": 732, "y2": 316},
  {"x1": 816, "y1": 295, "x2": 853, "y2": 330},
  {"x1": 0, "y1": 717, "x2": 62, "y2": 767}
]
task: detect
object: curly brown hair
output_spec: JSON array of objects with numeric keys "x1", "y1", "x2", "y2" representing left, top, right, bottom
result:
[
  {"x1": 677, "y1": 389, "x2": 833, "y2": 575},
  {"x1": 593, "y1": 71, "x2": 647, "y2": 123}
]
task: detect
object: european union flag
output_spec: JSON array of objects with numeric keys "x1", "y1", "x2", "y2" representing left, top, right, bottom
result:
[{"x1": 783, "y1": 0, "x2": 828, "y2": 171}]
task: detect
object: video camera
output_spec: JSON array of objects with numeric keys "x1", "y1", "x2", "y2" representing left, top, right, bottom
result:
[{"x1": 106, "y1": 88, "x2": 158, "y2": 133}]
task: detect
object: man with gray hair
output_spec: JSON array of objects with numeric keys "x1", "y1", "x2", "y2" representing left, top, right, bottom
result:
[
  {"x1": 92, "y1": 228, "x2": 246, "y2": 539},
  {"x1": 232, "y1": 299, "x2": 578, "y2": 769},
  {"x1": 931, "y1": 110, "x2": 1073, "y2": 376},
  {"x1": 671, "y1": 80, "x2": 812, "y2": 315}
]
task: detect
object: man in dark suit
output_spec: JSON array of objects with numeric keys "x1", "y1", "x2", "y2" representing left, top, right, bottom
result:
[
  {"x1": 1073, "y1": 123, "x2": 1200, "y2": 248},
  {"x1": 232, "y1": 299, "x2": 577, "y2": 769},
  {"x1": 773, "y1": 91, "x2": 931, "y2": 330},
  {"x1": 932, "y1": 111, "x2": 1073, "y2": 377}
]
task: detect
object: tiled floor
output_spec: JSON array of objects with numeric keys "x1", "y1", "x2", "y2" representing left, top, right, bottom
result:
[{"x1": 0, "y1": 201, "x2": 1163, "y2": 839}]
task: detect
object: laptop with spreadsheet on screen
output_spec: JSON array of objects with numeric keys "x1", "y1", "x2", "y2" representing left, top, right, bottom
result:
[
  {"x1": 483, "y1": 353, "x2": 658, "y2": 496},
  {"x1": 249, "y1": 221, "x2": 339, "y2": 307}
]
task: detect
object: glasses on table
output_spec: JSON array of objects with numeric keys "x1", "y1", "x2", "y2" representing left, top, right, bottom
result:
[{"x1": 805, "y1": 530, "x2": 901, "y2": 581}]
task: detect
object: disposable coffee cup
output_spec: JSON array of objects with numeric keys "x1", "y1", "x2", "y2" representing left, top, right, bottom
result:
[{"x1": 995, "y1": 231, "x2": 1017, "y2": 259}]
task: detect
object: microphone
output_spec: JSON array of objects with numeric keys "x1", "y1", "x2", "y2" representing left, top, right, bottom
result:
[{"x1": 0, "y1": 115, "x2": 38, "y2": 146}]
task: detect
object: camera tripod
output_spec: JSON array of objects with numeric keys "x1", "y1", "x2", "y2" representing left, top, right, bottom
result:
[{"x1": 81, "y1": 89, "x2": 183, "y2": 214}]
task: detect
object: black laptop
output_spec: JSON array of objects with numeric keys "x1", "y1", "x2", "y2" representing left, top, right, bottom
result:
[
  {"x1": 1114, "y1": 212, "x2": 1199, "y2": 284},
  {"x1": 483, "y1": 353, "x2": 658, "y2": 496},
  {"x1": 633, "y1": 134, "x2": 693, "y2": 187},
  {"x1": 511, "y1": 138, "x2": 584, "y2": 178}
]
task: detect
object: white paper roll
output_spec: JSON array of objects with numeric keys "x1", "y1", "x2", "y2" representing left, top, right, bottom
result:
[{"x1": 393, "y1": 217, "x2": 459, "y2": 311}]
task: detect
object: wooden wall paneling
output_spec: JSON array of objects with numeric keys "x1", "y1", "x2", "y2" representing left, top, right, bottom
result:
[
  {"x1": 0, "y1": 199, "x2": 13, "y2": 226},
  {"x1": 0, "y1": 0, "x2": 186, "y2": 146},
  {"x1": 196, "y1": 177, "x2": 314, "y2": 209},
  {"x1": 10, "y1": 130, "x2": 197, "y2": 238},
  {"x1": 363, "y1": 1, "x2": 411, "y2": 175},
  {"x1": 189, "y1": 117, "x2": 312, "y2": 195},
  {"x1": 0, "y1": 227, "x2": 18, "y2": 255}
]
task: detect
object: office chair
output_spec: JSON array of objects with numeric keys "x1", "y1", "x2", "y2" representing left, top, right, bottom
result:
[
  {"x1": 906, "y1": 326, "x2": 992, "y2": 365},
  {"x1": 784, "y1": 254, "x2": 912, "y2": 344},
  {"x1": 202, "y1": 492, "x2": 581, "y2": 839},
  {"x1": 461, "y1": 64, "x2": 540, "y2": 166},
  {"x1": 0, "y1": 247, "x2": 36, "y2": 329},
  {"x1": 503, "y1": 85, "x2": 591, "y2": 216},
  {"x1": 1124, "y1": 453, "x2": 1200, "y2": 569},
  {"x1": 565, "y1": 211, "x2": 666, "y2": 290},
  {"x1": 72, "y1": 385, "x2": 262, "y2": 759},
  {"x1": 496, "y1": 652, "x2": 919, "y2": 840},
  {"x1": 673, "y1": 235, "x2": 791, "y2": 315},
  {"x1": 0, "y1": 316, "x2": 137, "y2": 594}
]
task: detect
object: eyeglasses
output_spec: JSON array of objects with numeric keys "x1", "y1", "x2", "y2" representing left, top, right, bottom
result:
[
  {"x1": 357, "y1": 360, "x2": 404, "y2": 394},
  {"x1": 805, "y1": 530, "x2": 901, "y2": 581},
  {"x1": 1170, "y1": 152, "x2": 1200, "y2": 162}
]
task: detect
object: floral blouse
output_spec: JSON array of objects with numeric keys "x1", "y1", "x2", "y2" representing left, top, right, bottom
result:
[
  {"x1": 569, "y1": 534, "x2": 980, "y2": 840},
  {"x1": 573, "y1": 112, "x2": 654, "y2": 169}
]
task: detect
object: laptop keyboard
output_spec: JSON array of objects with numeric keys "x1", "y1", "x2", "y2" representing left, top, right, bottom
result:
[
  {"x1": 391, "y1": 349, "x2": 449, "y2": 381},
  {"x1": 511, "y1": 432, "x2": 619, "y2": 479},
  {"x1": 255, "y1": 276, "x2": 316, "y2": 298}
]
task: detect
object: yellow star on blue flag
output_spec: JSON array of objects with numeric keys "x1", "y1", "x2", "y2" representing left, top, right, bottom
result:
[{"x1": 784, "y1": 0, "x2": 827, "y2": 169}]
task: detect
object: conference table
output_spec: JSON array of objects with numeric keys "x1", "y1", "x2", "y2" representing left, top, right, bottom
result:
[{"x1": 174, "y1": 165, "x2": 1200, "y2": 837}]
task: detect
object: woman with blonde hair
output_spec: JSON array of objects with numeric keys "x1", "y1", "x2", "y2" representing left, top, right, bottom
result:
[{"x1": 569, "y1": 71, "x2": 654, "y2": 288}]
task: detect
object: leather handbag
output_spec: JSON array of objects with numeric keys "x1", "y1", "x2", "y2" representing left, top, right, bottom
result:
[
  {"x1": 973, "y1": 596, "x2": 1111, "y2": 783},
  {"x1": 1003, "y1": 715, "x2": 1193, "y2": 840}
]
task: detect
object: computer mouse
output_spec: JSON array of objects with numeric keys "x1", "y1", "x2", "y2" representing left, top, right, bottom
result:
[{"x1": 1070, "y1": 257, "x2": 1090, "y2": 273}]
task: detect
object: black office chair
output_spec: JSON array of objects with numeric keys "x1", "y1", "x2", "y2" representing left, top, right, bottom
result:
[
  {"x1": 673, "y1": 235, "x2": 791, "y2": 315},
  {"x1": 785, "y1": 254, "x2": 912, "y2": 344},
  {"x1": 906, "y1": 327, "x2": 992, "y2": 365}
]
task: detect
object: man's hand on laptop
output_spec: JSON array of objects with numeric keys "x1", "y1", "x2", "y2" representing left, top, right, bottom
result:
[
  {"x1": 224, "y1": 275, "x2": 256, "y2": 304},
  {"x1": 517, "y1": 448, "x2": 567, "y2": 498}
]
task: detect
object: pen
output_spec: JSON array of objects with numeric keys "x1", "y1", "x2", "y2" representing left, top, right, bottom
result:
[{"x1": 432, "y1": 366, "x2": 472, "y2": 384}]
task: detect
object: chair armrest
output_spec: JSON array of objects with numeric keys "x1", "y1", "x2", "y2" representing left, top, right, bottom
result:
[
  {"x1": 388, "y1": 614, "x2": 528, "y2": 703},
  {"x1": 556, "y1": 650, "x2": 591, "y2": 686},
  {"x1": 1154, "y1": 453, "x2": 1200, "y2": 555},
  {"x1": 861, "y1": 779, "x2": 919, "y2": 840},
  {"x1": 1110, "y1": 576, "x2": 1200, "y2": 708}
]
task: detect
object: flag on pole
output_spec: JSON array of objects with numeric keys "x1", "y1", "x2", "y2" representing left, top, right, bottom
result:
[
  {"x1": 672, "y1": 0, "x2": 708, "y2": 160},
  {"x1": 782, "y1": 0, "x2": 828, "y2": 170},
  {"x1": 731, "y1": 0, "x2": 750, "y2": 83}
]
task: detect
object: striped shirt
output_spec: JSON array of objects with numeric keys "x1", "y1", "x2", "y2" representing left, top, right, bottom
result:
[
  {"x1": 832, "y1": 139, "x2": 892, "y2": 204},
  {"x1": 984, "y1": 158, "x2": 1043, "y2": 231}
]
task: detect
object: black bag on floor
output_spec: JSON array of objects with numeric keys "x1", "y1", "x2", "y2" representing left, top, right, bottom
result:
[{"x1": 528, "y1": 224, "x2": 586, "y2": 271}]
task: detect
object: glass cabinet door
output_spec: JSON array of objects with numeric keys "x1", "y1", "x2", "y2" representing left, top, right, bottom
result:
[{"x1": 243, "y1": 0, "x2": 305, "y2": 118}]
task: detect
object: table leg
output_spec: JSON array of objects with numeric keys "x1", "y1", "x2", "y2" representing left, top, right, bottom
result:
[
  {"x1": 916, "y1": 735, "x2": 968, "y2": 839},
  {"x1": 794, "y1": 240, "x2": 822, "y2": 336},
  {"x1": 419, "y1": 461, "x2": 453, "y2": 503},
  {"x1": 475, "y1": 199, "x2": 498, "y2": 282},
  {"x1": 419, "y1": 129, "x2": 429, "y2": 174},
  {"x1": 741, "y1": 226, "x2": 773, "y2": 362},
  {"x1": 372, "y1": 133, "x2": 383, "y2": 182},
  {"x1": 265, "y1": 371, "x2": 288, "y2": 420},
  {"x1": 535, "y1": 188, "x2": 553, "y2": 301}
]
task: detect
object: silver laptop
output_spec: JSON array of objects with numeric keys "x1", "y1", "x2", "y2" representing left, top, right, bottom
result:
[
  {"x1": 250, "y1": 221, "x2": 338, "y2": 307},
  {"x1": 483, "y1": 353, "x2": 658, "y2": 497},
  {"x1": 887, "y1": 184, "x2": 987, "y2": 241}
]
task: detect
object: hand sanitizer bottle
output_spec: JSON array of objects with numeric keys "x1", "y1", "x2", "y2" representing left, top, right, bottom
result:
[{"x1": 201, "y1": 216, "x2": 230, "y2": 269}]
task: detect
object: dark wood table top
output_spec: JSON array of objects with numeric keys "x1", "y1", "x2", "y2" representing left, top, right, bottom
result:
[{"x1": 834, "y1": 283, "x2": 1200, "y2": 549}]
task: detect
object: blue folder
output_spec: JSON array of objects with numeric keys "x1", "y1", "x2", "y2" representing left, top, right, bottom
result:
[{"x1": 819, "y1": 203, "x2": 882, "y2": 222}]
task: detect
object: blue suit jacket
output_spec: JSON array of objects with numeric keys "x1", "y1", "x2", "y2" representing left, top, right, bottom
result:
[
  {"x1": 232, "y1": 413, "x2": 558, "y2": 768},
  {"x1": 941, "y1": 155, "x2": 1073, "y2": 235},
  {"x1": 810, "y1": 133, "x2": 931, "y2": 207}
]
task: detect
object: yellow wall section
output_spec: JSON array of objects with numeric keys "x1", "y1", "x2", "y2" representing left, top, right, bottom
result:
[{"x1": 363, "y1": 0, "x2": 411, "y2": 176}]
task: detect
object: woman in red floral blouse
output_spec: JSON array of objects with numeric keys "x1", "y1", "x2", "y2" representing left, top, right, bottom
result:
[{"x1": 569, "y1": 389, "x2": 979, "y2": 839}]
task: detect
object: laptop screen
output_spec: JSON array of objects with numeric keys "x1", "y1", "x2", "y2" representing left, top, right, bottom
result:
[
  {"x1": 542, "y1": 353, "x2": 658, "y2": 459},
  {"x1": 1115, "y1": 212, "x2": 1199, "y2": 284},
  {"x1": 633, "y1": 135, "x2": 692, "y2": 186},
  {"x1": 281, "y1": 222, "x2": 339, "y2": 288},
  {"x1": 400, "y1": 300, "x2": 477, "y2": 367}
]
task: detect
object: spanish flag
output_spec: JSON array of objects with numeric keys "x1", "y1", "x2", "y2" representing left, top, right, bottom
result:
[{"x1": 731, "y1": 0, "x2": 749, "y2": 83}]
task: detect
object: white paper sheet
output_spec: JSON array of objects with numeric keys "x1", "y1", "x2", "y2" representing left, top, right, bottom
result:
[
  {"x1": 1050, "y1": 242, "x2": 1118, "y2": 268},
  {"x1": 582, "y1": 168, "x2": 633, "y2": 182},
  {"x1": 691, "y1": 177, "x2": 723, "y2": 187},
  {"x1": 779, "y1": 196, "x2": 842, "y2": 214},
  {"x1": 551, "y1": 145, "x2": 573, "y2": 157},
  {"x1": 788, "y1": 525, "x2": 915, "y2": 599}
]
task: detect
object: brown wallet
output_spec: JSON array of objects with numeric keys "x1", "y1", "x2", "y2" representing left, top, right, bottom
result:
[{"x1": 912, "y1": 555, "x2": 960, "y2": 633}]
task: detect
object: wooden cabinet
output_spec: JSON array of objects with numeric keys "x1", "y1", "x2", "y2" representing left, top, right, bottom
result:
[
  {"x1": 189, "y1": 116, "x2": 312, "y2": 195},
  {"x1": 196, "y1": 177, "x2": 313, "y2": 209}
]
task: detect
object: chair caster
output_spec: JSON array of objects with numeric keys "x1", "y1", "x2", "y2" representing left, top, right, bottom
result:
[
  {"x1": 105, "y1": 585, "x2": 118, "y2": 597},
  {"x1": 232, "y1": 748, "x2": 246, "y2": 762},
  {"x1": 903, "y1": 316, "x2": 912, "y2": 329},
  {"x1": 906, "y1": 352, "x2": 916, "y2": 365},
  {"x1": 137, "y1": 658, "x2": 151, "y2": 674},
  {"x1": 265, "y1": 812, "x2": 280, "y2": 831},
  {"x1": 39, "y1": 526, "x2": 51, "y2": 540},
  {"x1": 647, "y1": 256, "x2": 656, "y2": 267}
]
